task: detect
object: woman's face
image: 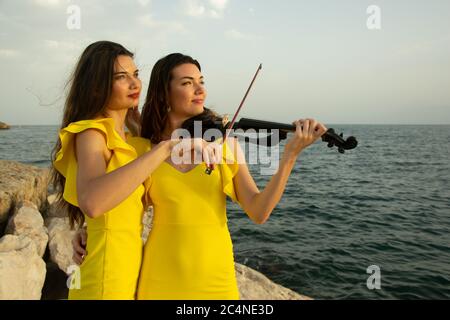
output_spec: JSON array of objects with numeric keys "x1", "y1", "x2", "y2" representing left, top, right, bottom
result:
[
  {"x1": 168, "y1": 63, "x2": 206, "y2": 119},
  {"x1": 107, "y1": 55, "x2": 141, "y2": 111}
]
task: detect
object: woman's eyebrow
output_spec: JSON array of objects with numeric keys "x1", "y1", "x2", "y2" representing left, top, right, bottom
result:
[
  {"x1": 113, "y1": 69, "x2": 139, "y2": 75},
  {"x1": 179, "y1": 75, "x2": 204, "y2": 80}
]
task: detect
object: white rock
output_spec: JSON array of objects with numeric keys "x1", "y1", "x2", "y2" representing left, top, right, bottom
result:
[
  {"x1": 0, "y1": 160, "x2": 49, "y2": 224},
  {"x1": 0, "y1": 234, "x2": 46, "y2": 300},
  {"x1": 46, "y1": 193, "x2": 69, "y2": 218},
  {"x1": 46, "y1": 217, "x2": 76, "y2": 275},
  {"x1": 5, "y1": 201, "x2": 48, "y2": 257},
  {"x1": 142, "y1": 207, "x2": 153, "y2": 244},
  {"x1": 236, "y1": 263, "x2": 312, "y2": 300}
]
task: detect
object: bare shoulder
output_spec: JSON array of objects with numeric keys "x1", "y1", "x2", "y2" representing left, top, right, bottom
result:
[{"x1": 75, "y1": 128, "x2": 111, "y2": 161}]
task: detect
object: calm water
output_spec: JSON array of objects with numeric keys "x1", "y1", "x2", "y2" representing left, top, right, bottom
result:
[{"x1": 1, "y1": 125, "x2": 449, "y2": 299}]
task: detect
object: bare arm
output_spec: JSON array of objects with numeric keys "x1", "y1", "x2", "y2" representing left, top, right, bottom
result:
[
  {"x1": 233, "y1": 119, "x2": 327, "y2": 224},
  {"x1": 75, "y1": 129, "x2": 174, "y2": 218}
]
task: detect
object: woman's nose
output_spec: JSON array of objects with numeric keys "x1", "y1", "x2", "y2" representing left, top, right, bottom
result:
[
  {"x1": 194, "y1": 82, "x2": 204, "y2": 94},
  {"x1": 130, "y1": 76, "x2": 140, "y2": 89}
]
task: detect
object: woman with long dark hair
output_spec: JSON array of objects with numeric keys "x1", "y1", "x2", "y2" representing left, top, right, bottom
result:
[
  {"x1": 133, "y1": 53, "x2": 327, "y2": 299},
  {"x1": 51, "y1": 43, "x2": 214, "y2": 299}
]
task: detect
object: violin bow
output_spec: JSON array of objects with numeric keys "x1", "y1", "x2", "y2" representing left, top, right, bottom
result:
[{"x1": 205, "y1": 63, "x2": 263, "y2": 174}]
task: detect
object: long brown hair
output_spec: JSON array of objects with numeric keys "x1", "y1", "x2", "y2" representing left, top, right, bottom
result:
[
  {"x1": 141, "y1": 53, "x2": 215, "y2": 144},
  {"x1": 50, "y1": 41, "x2": 134, "y2": 229}
]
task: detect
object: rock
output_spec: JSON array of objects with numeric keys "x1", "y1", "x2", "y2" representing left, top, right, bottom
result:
[
  {"x1": 45, "y1": 217, "x2": 76, "y2": 274},
  {"x1": 0, "y1": 121, "x2": 10, "y2": 129},
  {"x1": 46, "y1": 193, "x2": 69, "y2": 218},
  {"x1": 5, "y1": 201, "x2": 49, "y2": 257},
  {"x1": 0, "y1": 160, "x2": 49, "y2": 226},
  {"x1": 142, "y1": 206, "x2": 153, "y2": 244},
  {"x1": 0, "y1": 234, "x2": 46, "y2": 299},
  {"x1": 235, "y1": 263, "x2": 312, "y2": 300}
]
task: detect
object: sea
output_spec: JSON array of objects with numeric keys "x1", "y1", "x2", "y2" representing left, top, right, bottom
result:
[{"x1": 1, "y1": 124, "x2": 449, "y2": 299}]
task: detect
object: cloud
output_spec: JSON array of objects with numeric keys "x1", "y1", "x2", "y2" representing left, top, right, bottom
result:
[
  {"x1": 0, "y1": 49, "x2": 19, "y2": 58},
  {"x1": 45, "y1": 40, "x2": 59, "y2": 49},
  {"x1": 225, "y1": 29, "x2": 244, "y2": 39},
  {"x1": 181, "y1": 0, "x2": 228, "y2": 18},
  {"x1": 137, "y1": 14, "x2": 185, "y2": 34},
  {"x1": 209, "y1": 0, "x2": 228, "y2": 11},
  {"x1": 32, "y1": 0, "x2": 63, "y2": 7},
  {"x1": 225, "y1": 29, "x2": 262, "y2": 41},
  {"x1": 44, "y1": 40, "x2": 80, "y2": 51},
  {"x1": 183, "y1": 0, "x2": 206, "y2": 17},
  {"x1": 137, "y1": 0, "x2": 151, "y2": 7}
]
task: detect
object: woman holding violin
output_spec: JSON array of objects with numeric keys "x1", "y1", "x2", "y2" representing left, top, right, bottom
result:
[{"x1": 73, "y1": 52, "x2": 328, "y2": 300}]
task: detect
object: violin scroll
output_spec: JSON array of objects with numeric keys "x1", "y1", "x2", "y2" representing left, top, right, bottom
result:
[{"x1": 321, "y1": 128, "x2": 358, "y2": 154}]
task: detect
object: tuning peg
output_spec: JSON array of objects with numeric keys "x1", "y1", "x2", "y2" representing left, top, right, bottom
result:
[{"x1": 338, "y1": 147, "x2": 345, "y2": 154}]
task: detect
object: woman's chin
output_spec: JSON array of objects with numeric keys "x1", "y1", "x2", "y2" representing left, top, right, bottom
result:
[{"x1": 190, "y1": 106, "x2": 204, "y2": 116}]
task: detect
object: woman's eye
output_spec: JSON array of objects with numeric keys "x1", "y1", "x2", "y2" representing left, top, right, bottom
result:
[
  {"x1": 182, "y1": 82, "x2": 191, "y2": 86},
  {"x1": 115, "y1": 75, "x2": 125, "y2": 80}
]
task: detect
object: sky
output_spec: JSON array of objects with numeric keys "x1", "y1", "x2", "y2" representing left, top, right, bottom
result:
[{"x1": 0, "y1": 0, "x2": 449, "y2": 125}]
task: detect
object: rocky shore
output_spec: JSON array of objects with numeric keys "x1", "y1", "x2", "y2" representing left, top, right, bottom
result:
[
  {"x1": 0, "y1": 121, "x2": 10, "y2": 129},
  {"x1": 0, "y1": 160, "x2": 311, "y2": 300}
]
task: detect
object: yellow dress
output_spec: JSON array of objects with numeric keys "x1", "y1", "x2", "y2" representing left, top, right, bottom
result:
[
  {"x1": 129, "y1": 137, "x2": 240, "y2": 300},
  {"x1": 53, "y1": 118, "x2": 145, "y2": 300}
]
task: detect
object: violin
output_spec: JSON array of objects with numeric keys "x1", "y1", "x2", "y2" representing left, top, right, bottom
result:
[
  {"x1": 181, "y1": 111, "x2": 358, "y2": 154},
  {"x1": 181, "y1": 63, "x2": 357, "y2": 175}
]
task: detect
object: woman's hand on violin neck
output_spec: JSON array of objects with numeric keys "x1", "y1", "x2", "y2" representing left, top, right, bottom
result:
[{"x1": 284, "y1": 118, "x2": 327, "y2": 157}]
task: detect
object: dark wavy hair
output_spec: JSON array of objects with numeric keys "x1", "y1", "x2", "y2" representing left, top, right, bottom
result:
[
  {"x1": 141, "y1": 53, "x2": 217, "y2": 144},
  {"x1": 50, "y1": 41, "x2": 134, "y2": 229}
]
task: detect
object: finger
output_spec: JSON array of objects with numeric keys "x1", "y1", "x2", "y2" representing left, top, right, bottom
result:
[
  {"x1": 214, "y1": 144, "x2": 222, "y2": 164},
  {"x1": 304, "y1": 119, "x2": 312, "y2": 136},
  {"x1": 73, "y1": 238, "x2": 87, "y2": 255},
  {"x1": 74, "y1": 244, "x2": 87, "y2": 257},
  {"x1": 207, "y1": 145, "x2": 217, "y2": 165},
  {"x1": 209, "y1": 152, "x2": 216, "y2": 170},
  {"x1": 315, "y1": 123, "x2": 328, "y2": 136},
  {"x1": 203, "y1": 148, "x2": 211, "y2": 167},
  {"x1": 81, "y1": 231, "x2": 87, "y2": 247},
  {"x1": 309, "y1": 119, "x2": 318, "y2": 135},
  {"x1": 320, "y1": 123, "x2": 328, "y2": 133},
  {"x1": 72, "y1": 253, "x2": 82, "y2": 265},
  {"x1": 208, "y1": 149, "x2": 217, "y2": 169},
  {"x1": 294, "y1": 120, "x2": 303, "y2": 136}
]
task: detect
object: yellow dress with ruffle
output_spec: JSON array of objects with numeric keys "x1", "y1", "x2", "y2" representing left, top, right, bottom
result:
[
  {"x1": 128, "y1": 137, "x2": 240, "y2": 300},
  {"x1": 53, "y1": 118, "x2": 145, "y2": 300}
]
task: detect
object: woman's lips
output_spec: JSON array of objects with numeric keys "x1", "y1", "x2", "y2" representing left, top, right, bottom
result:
[
  {"x1": 128, "y1": 93, "x2": 140, "y2": 99},
  {"x1": 192, "y1": 99, "x2": 203, "y2": 104}
]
